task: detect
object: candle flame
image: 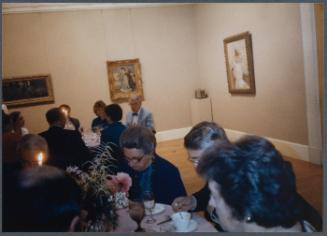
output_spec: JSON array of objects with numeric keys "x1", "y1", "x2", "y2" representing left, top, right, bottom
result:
[{"x1": 37, "y1": 152, "x2": 43, "y2": 166}]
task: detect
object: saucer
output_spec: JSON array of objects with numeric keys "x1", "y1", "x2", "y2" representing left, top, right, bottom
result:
[
  {"x1": 174, "y1": 219, "x2": 198, "y2": 232},
  {"x1": 145, "y1": 203, "x2": 165, "y2": 215}
]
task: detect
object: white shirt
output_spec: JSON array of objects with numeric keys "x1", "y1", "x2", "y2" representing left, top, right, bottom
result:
[{"x1": 132, "y1": 112, "x2": 138, "y2": 125}]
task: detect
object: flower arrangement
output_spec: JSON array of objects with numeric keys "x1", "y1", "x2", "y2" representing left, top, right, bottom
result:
[
  {"x1": 106, "y1": 172, "x2": 132, "y2": 209},
  {"x1": 66, "y1": 144, "x2": 132, "y2": 231}
]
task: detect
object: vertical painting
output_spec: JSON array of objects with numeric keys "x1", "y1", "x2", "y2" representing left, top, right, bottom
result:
[
  {"x1": 107, "y1": 58, "x2": 144, "y2": 103},
  {"x1": 224, "y1": 32, "x2": 255, "y2": 94}
]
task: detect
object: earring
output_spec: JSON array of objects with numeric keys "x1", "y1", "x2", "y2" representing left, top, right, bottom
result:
[{"x1": 245, "y1": 216, "x2": 252, "y2": 222}]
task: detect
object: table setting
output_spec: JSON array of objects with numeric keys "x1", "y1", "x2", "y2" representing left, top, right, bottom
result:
[
  {"x1": 82, "y1": 130, "x2": 101, "y2": 148},
  {"x1": 114, "y1": 201, "x2": 217, "y2": 232}
]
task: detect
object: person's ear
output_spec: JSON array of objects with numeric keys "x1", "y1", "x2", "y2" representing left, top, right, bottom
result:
[{"x1": 68, "y1": 215, "x2": 80, "y2": 232}]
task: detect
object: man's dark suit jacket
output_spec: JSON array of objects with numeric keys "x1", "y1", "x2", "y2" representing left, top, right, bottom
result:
[
  {"x1": 39, "y1": 126, "x2": 92, "y2": 169},
  {"x1": 69, "y1": 117, "x2": 80, "y2": 131}
]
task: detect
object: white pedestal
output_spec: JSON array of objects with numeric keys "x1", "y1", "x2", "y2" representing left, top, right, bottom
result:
[{"x1": 190, "y1": 97, "x2": 213, "y2": 125}]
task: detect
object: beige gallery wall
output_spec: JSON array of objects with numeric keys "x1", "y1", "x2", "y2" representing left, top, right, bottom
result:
[
  {"x1": 194, "y1": 3, "x2": 309, "y2": 145},
  {"x1": 3, "y1": 3, "x2": 312, "y2": 146},
  {"x1": 3, "y1": 5, "x2": 199, "y2": 134}
]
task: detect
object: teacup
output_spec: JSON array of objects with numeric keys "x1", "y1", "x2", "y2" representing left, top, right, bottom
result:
[{"x1": 171, "y1": 211, "x2": 191, "y2": 232}]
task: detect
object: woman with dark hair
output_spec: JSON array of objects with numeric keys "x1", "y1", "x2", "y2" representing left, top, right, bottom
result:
[
  {"x1": 120, "y1": 126, "x2": 186, "y2": 204},
  {"x1": 197, "y1": 136, "x2": 316, "y2": 232},
  {"x1": 91, "y1": 100, "x2": 107, "y2": 132},
  {"x1": 9, "y1": 111, "x2": 29, "y2": 136},
  {"x1": 100, "y1": 103, "x2": 126, "y2": 147}
]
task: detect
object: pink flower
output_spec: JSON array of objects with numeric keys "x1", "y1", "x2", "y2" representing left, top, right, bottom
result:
[{"x1": 106, "y1": 172, "x2": 132, "y2": 193}]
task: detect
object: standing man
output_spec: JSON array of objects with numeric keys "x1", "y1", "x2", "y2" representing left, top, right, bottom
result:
[{"x1": 126, "y1": 95, "x2": 155, "y2": 133}]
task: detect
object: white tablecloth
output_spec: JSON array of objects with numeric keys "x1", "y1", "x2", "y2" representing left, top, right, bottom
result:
[
  {"x1": 82, "y1": 131, "x2": 100, "y2": 148},
  {"x1": 114, "y1": 204, "x2": 217, "y2": 232}
]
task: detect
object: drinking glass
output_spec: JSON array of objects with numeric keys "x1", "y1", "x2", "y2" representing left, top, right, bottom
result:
[
  {"x1": 143, "y1": 191, "x2": 156, "y2": 223},
  {"x1": 129, "y1": 200, "x2": 145, "y2": 232}
]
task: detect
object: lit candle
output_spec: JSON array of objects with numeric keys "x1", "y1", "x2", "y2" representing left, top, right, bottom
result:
[{"x1": 37, "y1": 152, "x2": 44, "y2": 166}]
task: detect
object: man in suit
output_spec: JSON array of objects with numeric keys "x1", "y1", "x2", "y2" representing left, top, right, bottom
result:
[
  {"x1": 125, "y1": 95, "x2": 155, "y2": 133},
  {"x1": 39, "y1": 108, "x2": 92, "y2": 170},
  {"x1": 59, "y1": 104, "x2": 81, "y2": 131},
  {"x1": 172, "y1": 121, "x2": 229, "y2": 231}
]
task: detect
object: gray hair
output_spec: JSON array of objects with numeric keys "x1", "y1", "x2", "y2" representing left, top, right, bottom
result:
[
  {"x1": 17, "y1": 134, "x2": 48, "y2": 156},
  {"x1": 129, "y1": 95, "x2": 141, "y2": 103}
]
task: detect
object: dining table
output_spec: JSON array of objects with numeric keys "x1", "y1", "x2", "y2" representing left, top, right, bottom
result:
[{"x1": 113, "y1": 203, "x2": 217, "y2": 232}]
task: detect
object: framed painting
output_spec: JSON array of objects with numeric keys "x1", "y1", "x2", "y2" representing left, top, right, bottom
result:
[
  {"x1": 223, "y1": 32, "x2": 255, "y2": 94},
  {"x1": 3, "y1": 74, "x2": 55, "y2": 108},
  {"x1": 107, "y1": 58, "x2": 144, "y2": 103}
]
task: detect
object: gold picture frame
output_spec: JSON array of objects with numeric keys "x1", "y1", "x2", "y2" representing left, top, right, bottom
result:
[
  {"x1": 3, "y1": 74, "x2": 55, "y2": 108},
  {"x1": 224, "y1": 32, "x2": 255, "y2": 94},
  {"x1": 107, "y1": 58, "x2": 144, "y2": 103}
]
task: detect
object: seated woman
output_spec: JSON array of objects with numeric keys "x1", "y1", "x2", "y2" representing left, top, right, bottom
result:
[
  {"x1": 101, "y1": 103, "x2": 126, "y2": 147},
  {"x1": 9, "y1": 111, "x2": 29, "y2": 136},
  {"x1": 120, "y1": 126, "x2": 187, "y2": 205},
  {"x1": 91, "y1": 100, "x2": 107, "y2": 132},
  {"x1": 197, "y1": 136, "x2": 316, "y2": 232}
]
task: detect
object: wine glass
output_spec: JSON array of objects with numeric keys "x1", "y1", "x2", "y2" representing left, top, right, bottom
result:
[
  {"x1": 129, "y1": 200, "x2": 145, "y2": 232},
  {"x1": 143, "y1": 191, "x2": 156, "y2": 223}
]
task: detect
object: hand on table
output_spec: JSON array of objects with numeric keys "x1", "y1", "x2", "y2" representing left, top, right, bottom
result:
[{"x1": 171, "y1": 196, "x2": 195, "y2": 212}]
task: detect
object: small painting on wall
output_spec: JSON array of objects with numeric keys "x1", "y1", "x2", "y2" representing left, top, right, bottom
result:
[
  {"x1": 3, "y1": 74, "x2": 55, "y2": 108},
  {"x1": 224, "y1": 31, "x2": 255, "y2": 94},
  {"x1": 107, "y1": 58, "x2": 144, "y2": 103}
]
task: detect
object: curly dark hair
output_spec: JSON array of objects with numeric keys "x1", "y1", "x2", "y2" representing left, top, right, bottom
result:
[{"x1": 197, "y1": 136, "x2": 301, "y2": 229}]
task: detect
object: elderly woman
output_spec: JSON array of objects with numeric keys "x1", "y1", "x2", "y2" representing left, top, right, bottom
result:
[
  {"x1": 197, "y1": 136, "x2": 316, "y2": 232},
  {"x1": 120, "y1": 126, "x2": 186, "y2": 205}
]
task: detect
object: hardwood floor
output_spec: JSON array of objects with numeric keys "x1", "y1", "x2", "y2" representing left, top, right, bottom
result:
[{"x1": 156, "y1": 138, "x2": 323, "y2": 215}]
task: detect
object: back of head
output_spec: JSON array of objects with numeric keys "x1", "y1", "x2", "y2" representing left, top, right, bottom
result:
[
  {"x1": 14, "y1": 166, "x2": 82, "y2": 231},
  {"x1": 105, "y1": 103, "x2": 123, "y2": 122},
  {"x1": 120, "y1": 126, "x2": 156, "y2": 154},
  {"x1": 198, "y1": 136, "x2": 301, "y2": 229},
  {"x1": 16, "y1": 134, "x2": 49, "y2": 167},
  {"x1": 46, "y1": 108, "x2": 65, "y2": 126},
  {"x1": 59, "y1": 104, "x2": 71, "y2": 112},
  {"x1": 184, "y1": 121, "x2": 228, "y2": 150},
  {"x1": 129, "y1": 95, "x2": 141, "y2": 104}
]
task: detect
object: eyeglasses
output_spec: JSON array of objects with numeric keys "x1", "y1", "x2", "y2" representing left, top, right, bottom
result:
[
  {"x1": 187, "y1": 156, "x2": 200, "y2": 164},
  {"x1": 125, "y1": 154, "x2": 146, "y2": 163}
]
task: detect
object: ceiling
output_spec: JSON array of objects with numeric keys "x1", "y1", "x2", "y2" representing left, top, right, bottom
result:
[{"x1": 2, "y1": 3, "x2": 192, "y2": 14}]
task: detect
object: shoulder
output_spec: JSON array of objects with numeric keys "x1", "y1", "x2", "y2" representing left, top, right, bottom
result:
[
  {"x1": 154, "y1": 154, "x2": 178, "y2": 171},
  {"x1": 141, "y1": 107, "x2": 152, "y2": 114}
]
